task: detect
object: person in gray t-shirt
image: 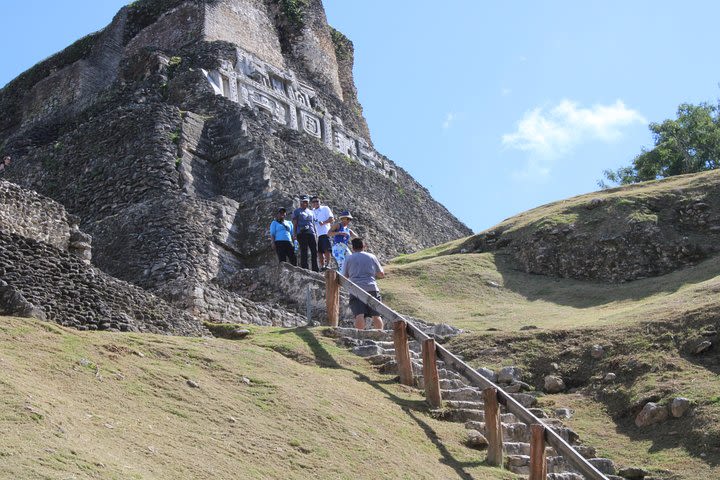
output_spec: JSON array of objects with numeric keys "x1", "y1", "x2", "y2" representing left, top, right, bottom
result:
[{"x1": 341, "y1": 238, "x2": 385, "y2": 330}]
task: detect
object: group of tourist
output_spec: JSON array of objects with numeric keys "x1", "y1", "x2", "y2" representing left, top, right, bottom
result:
[
  {"x1": 269, "y1": 195, "x2": 385, "y2": 329},
  {"x1": 269, "y1": 195, "x2": 357, "y2": 273}
]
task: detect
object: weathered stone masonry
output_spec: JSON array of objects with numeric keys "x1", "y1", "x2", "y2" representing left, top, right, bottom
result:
[
  {"x1": 203, "y1": 47, "x2": 397, "y2": 181},
  {"x1": 0, "y1": 0, "x2": 472, "y2": 331}
]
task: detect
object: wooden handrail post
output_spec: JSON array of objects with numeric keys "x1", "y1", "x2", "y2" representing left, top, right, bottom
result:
[
  {"x1": 393, "y1": 320, "x2": 414, "y2": 386},
  {"x1": 483, "y1": 387, "x2": 503, "y2": 467},
  {"x1": 325, "y1": 270, "x2": 339, "y2": 327},
  {"x1": 530, "y1": 424, "x2": 547, "y2": 480},
  {"x1": 422, "y1": 338, "x2": 442, "y2": 408}
]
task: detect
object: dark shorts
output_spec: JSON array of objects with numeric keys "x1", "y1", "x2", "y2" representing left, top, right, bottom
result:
[
  {"x1": 317, "y1": 234, "x2": 331, "y2": 254},
  {"x1": 349, "y1": 290, "x2": 381, "y2": 317}
]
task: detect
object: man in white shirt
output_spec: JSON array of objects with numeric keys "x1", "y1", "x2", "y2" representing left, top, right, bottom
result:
[{"x1": 311, "y1": 195, "x2": 334, "y2": 271}]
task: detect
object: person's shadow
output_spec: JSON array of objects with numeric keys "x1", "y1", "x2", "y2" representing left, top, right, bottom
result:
[{"x1": 276, "y1": 326, "x2": 487, "y2": 479}]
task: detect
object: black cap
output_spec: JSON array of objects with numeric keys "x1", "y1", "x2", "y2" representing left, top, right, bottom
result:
[{"x1": 276, "y1": 207, "x2": 287, "y2": 213}]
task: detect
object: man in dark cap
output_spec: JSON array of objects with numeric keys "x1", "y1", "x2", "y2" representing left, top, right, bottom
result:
[{"x1": 292, "y1": 195, "x2": 318, "y2": 271}]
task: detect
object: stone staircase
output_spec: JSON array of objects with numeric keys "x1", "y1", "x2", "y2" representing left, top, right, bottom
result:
[{"x1": 329, "y1": 327, "x2": 623, "y2": 480}]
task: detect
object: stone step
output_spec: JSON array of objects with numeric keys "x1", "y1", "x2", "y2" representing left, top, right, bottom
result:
[
  {"x1": 547, "y1": 474, "x2": 583, "y2": 480},
  {"x1": 444, "y1": 400, "x2": 484, "y2": 410},
  {"x1": 505, "y1": 454, "x2": 531, "y2": 475},
  {"x1": 547, "y1": 455, "x2": 577, "y2": 474},
  {"x1": 589, "y1": 458, "x2": 617, "y2": 476},
  {"x1": 433, "y1": 408, "x2": 485, "y2": 423},
  {"x1": 352, "y1": 344, "x2": 385, "y2": 357},
  {"x1": 365, "y1": 354, "x2": 395, "y2": 366},
  {"x1": 573, "y1": 444, "x2": 597, "y2": 459},
  {"x1": 549, "y1": 455, "x2": 617, "y2": 475},
  {"x1": 441, "y1": 387, "x2": 483, "y2": 402},
  {"x1": 415, "y1": 368, "x2": 464, "y2": 385},
  {"x1": 502, "y1": 441, "x2": 557, "y2": 457},
  {"x1": 509, "y1": 392, "x2": 539, "y2": 408},
  {"x1": 464, "y1": 421, "x2": 531, "y2": 443},
  {"x1": 439, "y1": 378, "x2": 468, "y2": 390},
  {"x1": 506, "y1": 454, "x2": 585, "y2": 476},
  {"x1": 334, "y1": 327, "x2": 393, "y2": 341},
  {"x1": 463, "y1": 414, "x2": 517, "y2": 432},
  {"x1": 438, "y1": 368, "x2": 463, "y2": 381}
]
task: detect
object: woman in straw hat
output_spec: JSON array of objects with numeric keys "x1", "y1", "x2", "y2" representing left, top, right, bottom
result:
[{"x1": 328, "y1": 211, "x2": 357, "y2": 273}]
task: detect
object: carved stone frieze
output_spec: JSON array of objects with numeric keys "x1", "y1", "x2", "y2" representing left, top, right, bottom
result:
[{"x1": 202, "y1": 47, "x2": 397, "y2": 182}]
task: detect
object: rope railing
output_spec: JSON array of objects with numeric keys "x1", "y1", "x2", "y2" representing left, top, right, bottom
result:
[{"x1": 325, "y1": 270, "x2": 608, "y2": 480}]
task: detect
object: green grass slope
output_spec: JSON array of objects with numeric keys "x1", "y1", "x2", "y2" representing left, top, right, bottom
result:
[
  {"x1": 378, "y1": 171, "x2": 720, "y2": 479},
  {"x1": 0, "y1": 317, "x2": 514, "y2": 480}
]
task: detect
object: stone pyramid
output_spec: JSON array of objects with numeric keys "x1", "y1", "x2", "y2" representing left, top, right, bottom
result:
[{"x1": 0, "y1": 0, "x2": 470, "y2": 329}]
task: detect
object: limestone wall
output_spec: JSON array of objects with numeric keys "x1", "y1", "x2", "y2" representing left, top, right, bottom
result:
[
  {"x1": 204, "y1": 0, "x2": 285, "y2": 68},
  {"x1": 0, "y1": 181, "x2": 72, "y2": 251},
  {"x1": 0, "y1": 181, "x2": 91, "y2": 262},
  {"x1": 0, "y1": 230, "x2": 205, "y2": 335},
  {"x1": 292, "y1": 0, "x2": 343, "y2": 99},
  {"x1": 125, "y1": 2, "x2": 204, "y2": 58}
]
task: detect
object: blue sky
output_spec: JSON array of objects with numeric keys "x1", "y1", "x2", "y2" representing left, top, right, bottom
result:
[{"x1": 3, "y1": 1, "x2": 720, "y2": 232}]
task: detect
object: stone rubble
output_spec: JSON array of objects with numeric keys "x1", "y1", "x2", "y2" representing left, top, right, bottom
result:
[{"x1": 635, "y1": 402, "x2": 669, "y2": 428}]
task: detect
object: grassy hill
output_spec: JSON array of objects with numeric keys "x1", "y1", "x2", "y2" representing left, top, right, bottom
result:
[
  {"x1": 0, "y1": 316, "x2": 514, "y2": 480},
  {"x1": 377, "y1": 171, "x2": 720, "y2": 479}
]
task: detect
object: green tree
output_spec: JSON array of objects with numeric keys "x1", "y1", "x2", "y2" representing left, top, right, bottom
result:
[{"x1": 601, "y1": 102, "x2": 720, "y2": 186}]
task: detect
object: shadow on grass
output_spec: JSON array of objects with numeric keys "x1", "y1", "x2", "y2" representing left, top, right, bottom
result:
[
  {"x1": 494, "y1": 252, "x2": 720, "y2": 309},
  {"x1": 277, "y1": 326, "x2": 341, "y2": 368},
  {"x1": 278, "y1": 326, "x2": 486, "y2": 479}
]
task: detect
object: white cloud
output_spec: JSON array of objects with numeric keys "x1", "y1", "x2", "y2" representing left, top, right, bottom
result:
[
  {"x1": 442, "y1": 112, "x2": 456, "y2": 130},
  {"x1": 502, "y1": 99, "x2": 645, "y2": 158},
  {"x1": 501, "y1": 87, "x2": 512, "y2": 97},
  {"x1": 511, "y1": 158, "x2": 551, "y2": 183}
]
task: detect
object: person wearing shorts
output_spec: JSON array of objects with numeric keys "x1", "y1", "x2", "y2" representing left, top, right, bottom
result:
[
  {"x1": 341, "y1": 237, "x2": 385, "y2": 330},
  {"x1": 311, "y1": 196, "x2": 334, "y2": 271}
]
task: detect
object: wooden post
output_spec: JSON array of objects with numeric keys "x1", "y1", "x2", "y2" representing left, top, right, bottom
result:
[
  {"x1": 529, "y1": 424, "x2": 547, "y2": 480},
  {"x1": 422, "y1": 338, "x2": 442, "y2": 408},
  {"x1": 483, "y1": 387, "x2": 503, "y2": 467},
  {"x1": 393, "y1": 320, "x2": 414, "y2": 386},
  {"x1": 325, "y1": 270, "x2": 339, "y2": 327}
]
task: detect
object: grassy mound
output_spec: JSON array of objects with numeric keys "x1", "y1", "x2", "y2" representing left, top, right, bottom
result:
[
  {"x1": 378, "y1": 171, "x2": 720, "y2": 479},
  {"x1": 0, "y1": 317, "x2": 513, "y2": 480}
]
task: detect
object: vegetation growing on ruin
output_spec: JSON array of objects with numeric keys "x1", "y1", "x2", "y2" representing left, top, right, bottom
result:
[
  {"x1": 330, "y1": 27, "x2": 352, "y2": 62},
  {"x1": 278, "y1": 0, "x2": 308, "y2": 30},
  {"x1": 268, "y1": 0, "x2": 309, "y2": 54}
]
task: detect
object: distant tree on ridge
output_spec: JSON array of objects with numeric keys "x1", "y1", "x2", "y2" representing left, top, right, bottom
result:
[{"x1": 600, "y1": 100, "x2": 720, "y2": 187}]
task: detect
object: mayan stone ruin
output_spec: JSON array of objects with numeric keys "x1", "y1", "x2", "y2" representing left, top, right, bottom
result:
[{"x1": 0, "y1": 0, "x2": 471, "y2": 332}]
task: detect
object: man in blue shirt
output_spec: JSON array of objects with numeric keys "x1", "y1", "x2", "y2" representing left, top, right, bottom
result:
[
  {"x1": 292, "y1": 195, "x2": 319, "y2": 272},
  {"x1": 269, "y1": 207, "x2": 296, "y2": 265}
]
